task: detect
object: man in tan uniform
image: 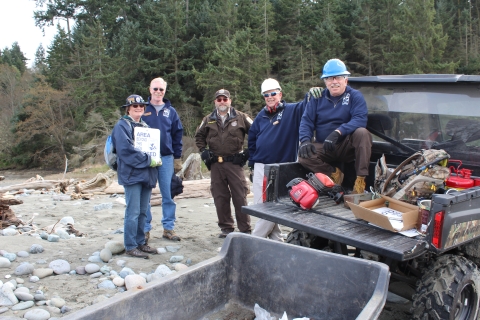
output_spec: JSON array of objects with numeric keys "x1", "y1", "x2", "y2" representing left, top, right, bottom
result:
[{"x1": 195, "y1": 89, "x2": 253, "y2": 238}]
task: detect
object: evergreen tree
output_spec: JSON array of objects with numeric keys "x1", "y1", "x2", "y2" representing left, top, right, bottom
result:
[
  {"x1": 33, "y1": 45, "x2": 48, "y2": 74},
  {"x1": 385, "y1": 0, "x2": 455, "y2": 74},
  {"x1": 1, "y1": 43, "x2": 28, "y2": 74},
  {"x1": 45, "y1": 26, "x2": 73, "y2": 89}
]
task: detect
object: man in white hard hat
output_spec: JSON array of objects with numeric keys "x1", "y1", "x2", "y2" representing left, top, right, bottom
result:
[
  {"x1": 248, "y1": 79, "x2": 322, "y2": 241},
  {"x1": 298, "y1": 58, "x2": 372, "y2": 194}
]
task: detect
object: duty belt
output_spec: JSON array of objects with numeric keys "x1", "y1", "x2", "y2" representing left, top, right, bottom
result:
[{"x1": 212, "y1": 155, "x2": 234, "y2": 163}]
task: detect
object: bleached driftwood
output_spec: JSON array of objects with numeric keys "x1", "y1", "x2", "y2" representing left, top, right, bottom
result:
[
  {"x1": 74, "y1": 170, "x2": 116, "y2": 193},
  {"x1": 0, "y1": 181, "x2": 63, "y2": 193},
  {"x1": 105, "y1": 179, "x2": 212, "y2": 203},
  {"x1": 176, "y1": 153, "x2": 203, "y2": 180}
]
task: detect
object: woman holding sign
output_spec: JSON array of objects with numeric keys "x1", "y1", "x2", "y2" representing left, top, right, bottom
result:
[{"x1": 112, "y1": 94, "x2": 161, "y2": 259}]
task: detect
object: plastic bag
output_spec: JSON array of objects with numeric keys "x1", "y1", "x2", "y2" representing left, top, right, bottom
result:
[{"x1": 254, "y1": 303, "x2": 276, "y2": 320}]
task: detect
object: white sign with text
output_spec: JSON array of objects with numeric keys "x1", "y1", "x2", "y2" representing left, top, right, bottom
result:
[{"x1": 134, "y1": 127, "x2": 161, "y2": 162}]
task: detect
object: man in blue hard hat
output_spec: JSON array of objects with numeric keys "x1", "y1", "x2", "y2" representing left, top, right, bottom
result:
[{"x1": 298, "y1": 58, "x2": 372, "y2": 194}]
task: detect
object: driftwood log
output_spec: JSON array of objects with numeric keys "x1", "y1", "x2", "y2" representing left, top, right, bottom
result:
[
  {"x1": 0, "y1": 196, "x2": 24, "y2": 229},
  {"x1": 74, "y1": 170, "x2": 116, "y2": 194},
  {"x1": 176, "y1": 153, "x2": 203, "y2": 180},
  {"x1": 0, "y1": 181, "x2": 63, "y2": 193},
  {"x1": 105, "y1": 179, "x2": 212, "y2": 205}
]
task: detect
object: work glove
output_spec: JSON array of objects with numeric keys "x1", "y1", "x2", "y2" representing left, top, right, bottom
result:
[
  {"x1": 299, "y1": 141, "x2": 316, "y2": 158},
  {"x1": 174, "y1": 158, "x2": 183, "y2": 173},
  {"x1": 249, "y1": 167, "x2": 254, "y2": 183},
  {"x1": 323, "y1": 131, "x2": 341, "y2": 152},
  {"x1": 150, "y1": 158, "x2": 162, "y2": 167},
  {"x1": 307, "y1": 87, "x2": 323, "y2": 101},
  {"x1": 201, "y1": 149, "x2": 211, "y2": 162}
]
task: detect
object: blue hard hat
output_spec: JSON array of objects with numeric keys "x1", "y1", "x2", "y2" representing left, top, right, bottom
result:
[{"x1": 321, "y1": 59, "x2": 351, "y2": 79}]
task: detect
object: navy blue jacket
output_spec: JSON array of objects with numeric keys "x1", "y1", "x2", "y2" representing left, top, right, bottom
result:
[
  {"x1": 248, "y1": 94, "x2": 309, "y2": 166},
  {"x1": 141, "y1": 98, "x2": 183, "y2": 159},
  {"x1": 299, "y1": 86, "x2": 367, "y2": 143},
  {"x1": 112, "y1": 116, "x2": 158, "y2": 188}
]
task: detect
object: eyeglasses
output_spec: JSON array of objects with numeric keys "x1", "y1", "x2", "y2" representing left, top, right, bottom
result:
[
  {"x1": 216, "y1": 97, "x2": 229, "y2": 102},
  {"x1": 324, "y1": 76, "x2": 346, "y2": 82},
  {"x1": 263, "y1": 91, "x2": 280, "y2": 98},
  {"x1": 152, "y1": 87, "x2": 165, "y2": 92},
  {"x1": 130, "y1": 104, "x2": 144, "y2": 108}
]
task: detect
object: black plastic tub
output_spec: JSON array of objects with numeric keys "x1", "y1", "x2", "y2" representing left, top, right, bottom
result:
[{"x1": 66, "y1": 233, "x2": 390, "y2": 320}]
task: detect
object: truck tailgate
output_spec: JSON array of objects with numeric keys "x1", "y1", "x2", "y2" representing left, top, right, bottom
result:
[{"x1": 243, "y1": 199, "x2": 428, "y2": 261}]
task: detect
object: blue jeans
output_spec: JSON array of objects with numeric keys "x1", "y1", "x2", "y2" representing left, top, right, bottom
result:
[
  {"x1": 123, "y1": 183, "x2": 152, "y2": 251},
  {"x1": 144, "y1": 155, "x2": 176, "y2": 232}
]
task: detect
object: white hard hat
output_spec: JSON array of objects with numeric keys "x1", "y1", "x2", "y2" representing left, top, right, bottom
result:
[{"x1": 261, "y1": 78, "x2": 282, "y2": 94}]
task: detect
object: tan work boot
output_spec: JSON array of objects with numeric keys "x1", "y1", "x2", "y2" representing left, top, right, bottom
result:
[
  {"x1": 352, "y1": 176, "x2": 366, "y2": 194},
  {"x1": 331, "y1": 167, "x2": 344, "y2": 185},
  {"x1": 163, "y1": 229, "x2": 181, "y2": 241}
]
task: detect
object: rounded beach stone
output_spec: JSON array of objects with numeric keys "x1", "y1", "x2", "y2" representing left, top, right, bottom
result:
[
  {"x1": 50, "y1": 297, "x2": 65, "y2": 308},
  {"x1": 15, "y1": 263, "x2": 35, "y2": 276},
  {"x1": 3, "y1": 228, "x2": 18, "y2": 236},
  {"x1": 30, "y1": 276, "x2": 40, "y2": 283},
  {"x1": 12, "y1": 300, "x2": 35, "y2": 310},
  {"x1": 97, "y1": 280, "x2": 116, "y2": 289},
  {"x1": 84, "y1": 263, "x2": 100, "y2": 274},
  {"x1": 0, "y1": 257, "x2": 11, "y2": 268},
  {"x1": 15, "y1": 291, "x2": 34, "y2": 301},
  {"x1": 24, "y1": 308, "x2": 51, "y2": 320},
  {"x1": 75, "y1": 266, "x2": 86, "y2": 275},
  {"x1": 99, "y1": 249, "x2": 112, "y2": 262},
  {"x1": 112, "y1": 277, "x2": 124, "y2": 287},
  {"x1": 124, "y1": 274, "x2": 146, "y2": 291},
  {"x1": 48, "y1": 260, "x2": 70, "y2": 275},
  {"x1": 174, "y1": 263, "x2": 188, "y2": 271},
  {"x1": 105, "y1": 241, "x2": 124, "y2": 254},
  {"x1": 59, "y1": 216, "x2": 74, "y2": 225},
  {"x1": 3, "y1": 253, "x2": 16, "y2": 262},
  {"x1": 33, "y1": 268, "x2": 54, "y2": 279},
  {"x1": 17, "y1": 251, "x2": 29, "y2": 258}
]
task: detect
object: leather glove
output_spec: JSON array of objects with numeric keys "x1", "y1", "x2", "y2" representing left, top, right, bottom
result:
[
  {"x1": 323, "y1": 131, "x2": 341, "y2": 152},
  {"x1": 308, "y1": 87, "x2": 323, "y2": 101},
  {"x1": 174, "y1": 158, "x2": 182, "y2": 173},
  {"x1": 150, "y1": 159, "x2": 162, "y2": 167},
  {"x1": 201, "y1": 149, "x2": 211, "y2": 162},
  {"x1": 249, "y1": 167, "x2": 254, "y2": 183},
  {"x1": 299, "y1": 141, "x2": 316, "y2": 158}
]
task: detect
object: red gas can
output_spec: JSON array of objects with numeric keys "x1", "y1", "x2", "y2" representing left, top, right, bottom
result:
[{"x1": 445, "y1": 160, "x2": 475, "y2": 189}]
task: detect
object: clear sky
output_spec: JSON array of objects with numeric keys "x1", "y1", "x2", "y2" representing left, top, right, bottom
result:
[{"x1": 0, "y1": 0, "x2": 64, "y2": 67}]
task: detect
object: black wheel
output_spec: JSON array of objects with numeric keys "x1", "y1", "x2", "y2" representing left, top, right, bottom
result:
[
  {"x1": 285, "y1": 229, "x2": 329, "y2": 250},
  {"x1": 411, "y1": 254, "x2": 480, "y2": 320}
]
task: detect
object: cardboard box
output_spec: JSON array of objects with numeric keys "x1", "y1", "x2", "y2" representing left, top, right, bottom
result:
[{"x1": 346, "y1": 195, "x2": 419, "y2": 232}]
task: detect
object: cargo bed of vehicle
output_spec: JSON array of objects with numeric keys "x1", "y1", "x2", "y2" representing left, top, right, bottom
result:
[{"x1": 243, "y1": 196, "x2": 428, "y2": 261}]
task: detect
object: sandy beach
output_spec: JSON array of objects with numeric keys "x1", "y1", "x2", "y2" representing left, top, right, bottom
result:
[{"x1": 0, "y1": 169, "x2": 410, "y2": 319}]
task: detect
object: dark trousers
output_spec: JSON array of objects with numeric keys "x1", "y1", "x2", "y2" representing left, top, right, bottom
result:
[
  {"x1": 298, "y1": 128, "x2": 372, "y2": 177},
  {"x1": 210, "y1": 161, "x2": 251, "y2": 232}
]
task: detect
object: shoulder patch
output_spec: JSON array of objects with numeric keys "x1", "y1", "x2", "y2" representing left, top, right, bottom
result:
[{"x1": 246, "y1": 116, "x2": 253, "y2": 125}]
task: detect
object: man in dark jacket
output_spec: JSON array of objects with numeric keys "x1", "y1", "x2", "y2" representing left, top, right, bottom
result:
[
  {"x1": 195, "y1": 89, "x2": 253, "y2": 238},
  {"x1": 141, "y1": 77, "x2": 184, "y2": 241},
  {"x1": 248, "y1": 79, "x2": 321, "y2": 241},
  {"x1": 298, "y1": 59, "x2": 372, "y2": 194}
]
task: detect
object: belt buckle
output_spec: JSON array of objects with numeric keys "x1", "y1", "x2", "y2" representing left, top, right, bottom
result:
[{"x1": 218, "y1": 156, "x2": 223, "y2": 163}]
